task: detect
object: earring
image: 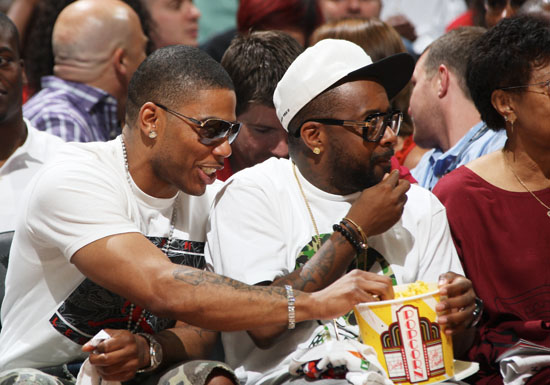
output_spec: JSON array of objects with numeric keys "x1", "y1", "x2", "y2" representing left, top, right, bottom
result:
[
  {"x1": 313, "y1": 147, "x2": 321, "y2": 155},
  {"x1": 149, "y1": 131, "x2": 157, "y2": 139}
]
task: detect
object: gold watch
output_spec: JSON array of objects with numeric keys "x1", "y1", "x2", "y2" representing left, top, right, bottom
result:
[{"x1": 136, "y1": 333, "x2": 163, "y2": 373}]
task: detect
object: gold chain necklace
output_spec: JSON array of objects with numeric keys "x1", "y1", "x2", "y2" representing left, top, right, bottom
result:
[
  {"x1": 292, "y1": 162, "x2": 345, "y2": 340},
  {"x1": 505, "y1": 153, "x2": 550, "y2": 218},
  {"x1": 292, "y1": 162, "x2": 322, "y2": 249}
]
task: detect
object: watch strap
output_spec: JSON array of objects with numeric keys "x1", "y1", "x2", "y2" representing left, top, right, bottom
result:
[{"x1": 469, "y1": 297, "x2": 484, "y2": 328}]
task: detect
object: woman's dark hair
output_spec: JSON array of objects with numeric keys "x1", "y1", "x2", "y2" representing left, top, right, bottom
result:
[{"x1": 467, "y1": 15, "x2": 550, "y2": 129}]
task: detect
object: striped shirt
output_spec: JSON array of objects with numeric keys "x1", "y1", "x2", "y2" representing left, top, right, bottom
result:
[{"x1": 23, "y1": 76, "x2": 119, "y2": 142}]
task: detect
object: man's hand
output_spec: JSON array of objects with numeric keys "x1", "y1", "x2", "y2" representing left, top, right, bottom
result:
[
  {"x1": 346, "y1": 170, "x2": 410, "y2": 237},
  {"x1": 385, "y1": 14, "x2": 417, "y2": 42},
  {"x1": 436, "y1": 272, "x2": 477, "y2": 335},
  {"x1": 310, "y1": 269, "x2": 394, "y2": 320},
  {"x1": 82, "y1": 329, "x2": 149, "y2": 382}
]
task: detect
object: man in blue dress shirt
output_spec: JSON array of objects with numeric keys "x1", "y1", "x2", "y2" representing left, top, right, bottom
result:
[{"x1": 409, "y1": 27, "x2": 506, "y2": 190}]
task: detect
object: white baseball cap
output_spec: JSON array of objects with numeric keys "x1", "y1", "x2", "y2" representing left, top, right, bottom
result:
[{"x1": 273, "y1": 39, "x2": 415, "y2": 133}]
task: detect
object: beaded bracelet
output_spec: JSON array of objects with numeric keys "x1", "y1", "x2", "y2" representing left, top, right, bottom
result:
[
  {"x1": 333, "y1": 223, "x2": 368, "y2": 253},
  {"x1": 284, "y1": 285, "x2": 296, "y2": 329},
  {"x1": 340, "y1": 220, "x2": 366, "y2": 250},
  {"x1": 342, "y1": 217, "x2": 368, "y2": 245}
]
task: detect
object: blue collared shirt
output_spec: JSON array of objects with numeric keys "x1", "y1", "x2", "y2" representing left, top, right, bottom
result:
[
  {"x1": 23, "y1": 76, "x2": 119, "y2": 142},
  {"x1": 412, "y1": 121, "x2": 507, "y2": 190}
]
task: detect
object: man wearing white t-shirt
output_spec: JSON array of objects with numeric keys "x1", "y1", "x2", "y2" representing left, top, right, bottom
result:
[
  {"x1": 0, "y1": 13, "x2": 64, "y2": 234},
  {"x1": 206, "y1": 40, "x2": 481, "y2": 385},
  {"x1": 0, "y1": 13, "x2": 63, "y2": 324},
  {"x1": 0, "y1": 45, "x2": 384, "y2": 385}
]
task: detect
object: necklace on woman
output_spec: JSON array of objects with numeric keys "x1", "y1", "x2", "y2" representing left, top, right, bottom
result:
[
  {"x1": 120, "y1": 136, "x2": 178, "y2": 331},
  {"x1": 505, "y1": 152, "x2": 550, "y2": 218}
]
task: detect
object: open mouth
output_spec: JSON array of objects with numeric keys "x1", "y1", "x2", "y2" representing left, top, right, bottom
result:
[{"x1": 199, "y1": 166, "x2": 217, "y2": 176}]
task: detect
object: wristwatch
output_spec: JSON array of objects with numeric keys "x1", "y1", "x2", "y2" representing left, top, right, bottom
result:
[
  {"x1": 136, "y1": 333, "x2": 163, "y2": 373},
  {"x1": 469, "y1": 297, "x2": 484, "y2": 328}
]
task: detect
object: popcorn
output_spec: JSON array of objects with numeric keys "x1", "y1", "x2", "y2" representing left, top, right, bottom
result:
[{"x1": 394, "y1": 281, "x2": 430, "y2": 299}]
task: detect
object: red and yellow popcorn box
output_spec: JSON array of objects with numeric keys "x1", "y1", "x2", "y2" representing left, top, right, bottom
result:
[{"x1": 354, "y1": 282, "x2": 454, "y2": 385}]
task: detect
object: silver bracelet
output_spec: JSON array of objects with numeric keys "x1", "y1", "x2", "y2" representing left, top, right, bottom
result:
[{"x1": 285, "y1": 285, "x2": 296, "y2": 329}]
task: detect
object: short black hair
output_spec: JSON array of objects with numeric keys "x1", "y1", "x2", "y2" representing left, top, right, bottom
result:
[
  {"x1": 466, "y1": 15, "x2": 550, "y2": 130},
  {"x1": 221, "y1": 31, "x2": 303, "y2": 116},
  {"x1": 0, "y1": 12, "x2": 21, "y2": 55},
  {"x1": 126, "y1": 45, "x2": 234, "y2": 125}
]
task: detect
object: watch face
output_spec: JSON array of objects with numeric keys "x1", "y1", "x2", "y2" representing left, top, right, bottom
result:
[{"x1": 152, "y1": 341, "x2": 163, "y2": 365}]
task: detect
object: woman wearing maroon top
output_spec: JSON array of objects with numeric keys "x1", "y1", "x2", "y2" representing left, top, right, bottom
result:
[{"x1": 433, "y1": 15, "x2": 550, "y2": 385}]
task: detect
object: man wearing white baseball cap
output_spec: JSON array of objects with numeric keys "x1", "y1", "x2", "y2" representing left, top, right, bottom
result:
[{"x1": 206, "y1": 39, "x2": 479, "y2": 385}]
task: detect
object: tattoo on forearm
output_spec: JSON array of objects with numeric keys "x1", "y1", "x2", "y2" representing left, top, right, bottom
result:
[
  {"x1": 273, "y1": 238, "x2": 346, "y2": 292},
  {"x1": 172, "y1": 268, "x2": 291, "y2": 298}
]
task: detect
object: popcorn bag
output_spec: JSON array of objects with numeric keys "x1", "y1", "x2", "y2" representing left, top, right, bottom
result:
[{"x1": 354, "y1": 282, "x2": 454, "y2": 384}]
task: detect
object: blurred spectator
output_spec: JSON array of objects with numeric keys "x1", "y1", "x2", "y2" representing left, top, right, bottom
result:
[
  {"x1": 409, "y1": 27, "x2": 506, "y2": 190},
  {"x1": 316, "y1": 0, "x2": 419, "y2": 57},
  {"x1": 7, "y1": 0, "x2": 151, "y2": 98},
  {"x1": 484, "y1": 0, "x2": 527, "y2": 27},
  {"x1": 317, "y1": 0, "x2": 382, "y2": 21},
  {"x1": 0, "y1": 0, "x2": 11, "y2": 13},
  {"x1": 311, "y1": 17, "x2": 427, "y2": 171},
  {"x1": 23, "y1": 0, "x2": 147, "y2": 142},
  {"x1": 0, "y1": 11, "x2": 62, "y2": 235},
  {"x1": 380, "y1": 0, "x2": 466, "y2": 54},
  {"x1": 0, "y1": 9, "x2": 63, "y2": 333},
  {"x1": 237, "y1": 0, "x2": 322, "y2": 46},
  {"x1": 519, "y1": 0, "x2": 550, "y2": 18},
  {"x1": 446, "y1": 0, "x2": 487, "y2": 31},
  {"x1": 217, "y1": 31, "x2": 303, "y2": 181},
  {"x1": 142, "y1": 0, "x2": 201, "y2": 49},
  {"x1": 201, "y1": 0, "x2": 323, "y2": 62}
]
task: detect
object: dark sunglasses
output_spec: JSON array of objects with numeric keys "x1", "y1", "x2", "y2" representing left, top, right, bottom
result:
[
  {"x1": 154, "y1": 102, "x2": 241, "y2": 145},
  {"x1": 484, "y1": 0, "x2": 526, "y2": 10},
  {"x1": 300, "y1": 110, "x2": 403, "y2": 142}
]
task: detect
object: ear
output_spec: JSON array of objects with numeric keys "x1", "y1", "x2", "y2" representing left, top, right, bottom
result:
[
  {"x1": 300, "y1": 121, "x2": 325, "y2": 155},
  {"x1": 138, "y1": 102, "x2": 162, "y2": 139},
  {"x1": 436, "y1": 64, "x2": 450, "y2": 98},
  {"x1": 491, "y1": 89, "x2": 516, "y2": 122},
  {"x1": 113, "y1": 47, "x2": 128, "y2": 78}
]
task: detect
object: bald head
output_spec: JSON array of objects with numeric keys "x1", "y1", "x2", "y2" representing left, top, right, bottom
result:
[{"x1": 52, "y1": 0, "x2": 146, "y2": 83}]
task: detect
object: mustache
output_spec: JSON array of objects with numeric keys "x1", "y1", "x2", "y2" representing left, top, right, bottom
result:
[{"x1": 370, "y1": 149, "x2": 394, "y2": 163}]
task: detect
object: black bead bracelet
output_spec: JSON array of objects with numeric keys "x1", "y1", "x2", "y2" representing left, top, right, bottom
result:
[{"x1": 333, "y1": 223, "x2": 368, "y2": 253}]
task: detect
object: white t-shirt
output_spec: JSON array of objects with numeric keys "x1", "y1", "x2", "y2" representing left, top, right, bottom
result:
[
  {"x1": 206, "y1": 157, "x2": 463, "y2": 385},
  {"x1": 0, "y1": 137, "x2": 221, "y2": 370},
  {"x1": 0, "y1": 119, "x2": 64, "y2": 233}
]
